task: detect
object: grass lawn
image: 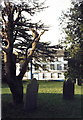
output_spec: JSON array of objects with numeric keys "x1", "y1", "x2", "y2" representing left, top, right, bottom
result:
[{"x1": 1, "y1": 80, "x2": 82, "y2": 118}]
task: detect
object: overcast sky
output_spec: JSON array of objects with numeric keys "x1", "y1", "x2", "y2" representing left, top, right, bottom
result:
[
  {"x1": 27, "y1": 0, "x2": 72, "y2": 45},
  {"x1": 36, "y1": 0, "x2": 72, "y2": 45}
]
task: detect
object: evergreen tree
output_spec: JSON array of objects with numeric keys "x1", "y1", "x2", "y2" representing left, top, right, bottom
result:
[{"x1": 60, "y1": 1, "x2": 83, "y2": 84}]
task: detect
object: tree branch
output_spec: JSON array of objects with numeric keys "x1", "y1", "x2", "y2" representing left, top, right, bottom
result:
[
  {"x1": 18, "y1": 30, "x2": 45, "y2": 80},
  {"x1": 13, "y1": 30, "x2": 18, "y2": 43},
  {"x1": 14, "y1": 10, "x2": 21, "y2": 25},
  {"x1": 2, "y1": 47, "x2": 8, "y2": 53}
]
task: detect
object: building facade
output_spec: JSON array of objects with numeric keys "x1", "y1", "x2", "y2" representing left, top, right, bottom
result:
[{"x1": 16, "y1": 49, "x2": 68, "y2": 81}]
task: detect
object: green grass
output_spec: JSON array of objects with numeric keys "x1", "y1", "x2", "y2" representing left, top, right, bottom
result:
[{"x1": 1, "y1": 80, "x2": 82, "y2": 118}]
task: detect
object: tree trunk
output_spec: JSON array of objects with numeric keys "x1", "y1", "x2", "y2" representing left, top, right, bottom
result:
[
  {"x1": 8, "y1": 77, "x2": 24, "y2": 106},
  {"x1": 4, "y1": 53, "x2": 24, "y2": 106}
]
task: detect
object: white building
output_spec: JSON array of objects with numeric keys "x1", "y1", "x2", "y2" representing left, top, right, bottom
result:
[
  {"x1": 16, "y1": 49, "x2": 68, "y2": 81},
  {"x1": 32, "y1": 50, "x2": 68, "y2": 81}
]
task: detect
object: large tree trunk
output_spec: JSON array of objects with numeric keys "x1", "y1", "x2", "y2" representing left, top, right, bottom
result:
[
  {"x1": 8, "y1": 78, "x2": 24, "y2": 106},
  {"x1": 4, "y1": 53, "x2": 24, "y2": 106}
]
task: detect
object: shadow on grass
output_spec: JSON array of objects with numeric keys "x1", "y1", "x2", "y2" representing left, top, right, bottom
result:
[
  {"x1": 1, "y1": 80, "x2": 29, "y2": 88},
  {"x1": 1, "y1": 93, "x2": 82, "y2": 119}
]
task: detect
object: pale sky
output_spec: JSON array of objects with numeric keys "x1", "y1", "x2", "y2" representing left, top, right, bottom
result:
[{"x1": 34, "y1": 0, "x2": 72, "y2": 45}]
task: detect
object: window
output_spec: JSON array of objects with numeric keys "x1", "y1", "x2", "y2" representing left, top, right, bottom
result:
[
  {"x1": 58, "y1": 73, "x2": 62, "y2": 78},
  {"x1": 35, "y1": 64, "x2": 39, "y2": 71},
  {"x1": 43, "y1": 73, "x2": 45, "y2": 78},
  {"x1": 50, "y1": 64, "x2": 55, "y2": 70},
  {"x1": 56, "y1": 57, "x2": 58, "y2": 61},
  {"x1": 64, "y1": 57, "x2": 67, "y2": 61},
  {"x1": 57, "y1": 64, "x2": 62, "y2": 70},
  {"x1": 64, "y1": 64, "x2": 68, "y2": 70},
  {"x1": 42, "y1": 64, "x2": 47, "y2": 71},
  {"x1": 51, "y1": 73, "x2": 55, "y2": 78}
]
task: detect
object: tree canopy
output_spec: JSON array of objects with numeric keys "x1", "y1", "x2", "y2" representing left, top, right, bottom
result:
[
  {"x1": 1, "y1": 1, "x2": 58, "y2": 70},
  {"x1": 60, "y1": 1, "x2": 83, "y2": 83}
]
